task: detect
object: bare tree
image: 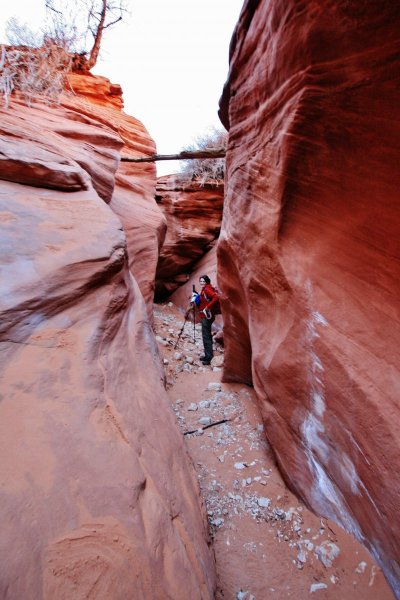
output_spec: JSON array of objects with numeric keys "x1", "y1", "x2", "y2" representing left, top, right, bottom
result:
[{"x1": 45, "y1": 0, "x2": 128, "y2": 71}]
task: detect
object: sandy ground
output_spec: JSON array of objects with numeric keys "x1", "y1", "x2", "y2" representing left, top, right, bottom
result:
[{"x1": 154, "y1": 302, "x2": 394, "y2": 600}]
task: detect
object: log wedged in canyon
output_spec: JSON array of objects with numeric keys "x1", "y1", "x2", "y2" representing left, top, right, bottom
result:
[
  {"x1": 218, "y1": 0, "x2": 400, "y2": 595},
  {"x1": 0, "y1": 79, "x2": 216, "y2": 599}
]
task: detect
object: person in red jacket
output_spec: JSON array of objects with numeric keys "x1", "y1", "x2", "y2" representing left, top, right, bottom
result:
[{"x1": 192, "y1": 274, "x2": 219, "y2": 365}]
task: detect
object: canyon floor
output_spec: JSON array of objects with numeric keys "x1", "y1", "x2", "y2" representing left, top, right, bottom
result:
[{"x1": 154, "y1": 302, "x2": 394, "y2": 600}]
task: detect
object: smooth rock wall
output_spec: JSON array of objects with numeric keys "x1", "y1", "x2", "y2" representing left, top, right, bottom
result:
[
  {"x1": 155, "y1": 176, "x2": 223, "y2": 300},
  {"x1": 0, "y1": 95, "x2": 216, "y2": 599},
  {"x1": 218, "y1": 0, "x2": 400, "y2": 595}
]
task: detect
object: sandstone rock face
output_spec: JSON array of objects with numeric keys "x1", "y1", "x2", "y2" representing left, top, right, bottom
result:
[
  {"x1": 155, "y1": 176, "x2": 224, "y2": 300},
  {"x1": 66, "y1": 74, "x2": 165, "y2": 321},
  {"x1": 218, "y1": 0, "x2": 400, "y2": 595},
  {"x1": 0, "y1": 97, "x2": 215, "y2": 599}
]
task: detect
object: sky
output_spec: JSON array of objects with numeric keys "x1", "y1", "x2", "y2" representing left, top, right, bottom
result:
[{"x1": 0, "y1": 0, "x2": 244, "y2": 176}]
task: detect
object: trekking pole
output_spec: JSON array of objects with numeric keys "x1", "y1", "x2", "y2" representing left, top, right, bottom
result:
[
  {"x1": 193, "y1": 304, "x2": 196, "y2": 343},
  {"x1": 174, "y1": 308, "x2": 190, "y2": 349}
]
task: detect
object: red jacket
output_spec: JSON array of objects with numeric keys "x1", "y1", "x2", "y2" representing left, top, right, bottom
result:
[{"x1": 198, "y1": 284, "x2": 219, "y2": 318}]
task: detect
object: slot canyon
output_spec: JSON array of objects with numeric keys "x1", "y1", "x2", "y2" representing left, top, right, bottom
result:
[{"x1": 0, "y1": 0, "x2": 399, "y2": 598}]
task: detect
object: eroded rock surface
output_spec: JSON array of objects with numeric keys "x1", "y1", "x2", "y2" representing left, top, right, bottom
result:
[
  {"x1": 0, "y1": 94, "x2": 215, "y2": 599},
  {"x1": 155, "y1": 175, "x2": 223, "y2": 300},
  {"x1": 218, "y1": 0, "x2": 400, "y2": 595},
  {"x1": 66, "y1": 74, "x2": 165, "y2": 321}
]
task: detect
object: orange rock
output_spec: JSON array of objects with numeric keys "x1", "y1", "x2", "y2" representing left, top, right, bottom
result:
[
  {"x1": 64, "y1": 73, "x2": 164, "y2": 321},
  {"x1": 219, "y1": 0, "x2": 400, "y2": 594}
]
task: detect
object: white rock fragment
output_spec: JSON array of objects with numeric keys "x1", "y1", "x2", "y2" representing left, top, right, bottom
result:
[
  {"x1": 355, "y1": 561, "x2": 367, "y2": 574},
  {"x1": 217, "y1": 454, "x2": 225, "y2": 463},
  {"x1": 174, "y1": 352, "x2": 182, "y2": 360},
  {"x1": 185, "y1": 356, "x2": 194, "y2": 364},
  {"x1": 207, "y1": 382, "x2": 222, "y2": 392},
  {"x1": 310, "y1": 583, "x2": 328, "y2": 593},
  {"x1": 211, "y1": 517, "x2": 224, "y2": 527},
  {"x1": 199, "y1": 400, "x2": 210, "y2": 409},
  {"x1": 187, "y1": 403, "x2": 198, "y2": 412},
  {"x1": 198, "y1": 416, "x2": 212, "y2": 426},
  {"x1": 315, "y1": 541, "x2": 340, "y2": 568},
  {"x1": 257, "y1": 497, "x2": 271, "y2": 508},
  {"x1": 237, "y1": 592, "x2": 255, "y2": 600},
  {"x1": 234, "y1": 462, "x2": 246, "y2": 470},
  {"x1": 297, "y1": 551, "x2": 307, "y2": 564},
  {"x1": 163, "y1": 358, "x2": 169, "y2": 365}
]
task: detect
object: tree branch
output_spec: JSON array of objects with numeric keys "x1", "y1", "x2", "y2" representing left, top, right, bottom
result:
[{"x1": 121, "y1": 147, "x2": 226, "y2": 163}]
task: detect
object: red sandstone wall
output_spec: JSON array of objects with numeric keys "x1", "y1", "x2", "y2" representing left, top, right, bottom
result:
[
  {"x1": 218, "y1": 0, "x2": 400, "y2": 595},
  {"x1": 66, "y1": 73, "x2": 166, "y2": 321},
  {"x1": 0, "y1": 92, "x2": 216, "y2": 598},
  {"x1": 155, "y1": 175, "x2": 223, "y2": 299}
]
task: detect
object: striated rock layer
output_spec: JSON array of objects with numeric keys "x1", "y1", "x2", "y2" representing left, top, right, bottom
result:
[
  {"x1": 66, "y1": 73, "x2": 166, "y2": 322},
  {"x1": 155, "y1": 176, "x2": 224, "y2": 300},
  {"x1": 218, "y1": 0, "x2": 400, "y2": 596},
  {"x1": 0, "y1": 92, "x2": 215, "y2": 598}
]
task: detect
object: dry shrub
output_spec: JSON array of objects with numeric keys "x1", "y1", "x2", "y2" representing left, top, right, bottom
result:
[
  {"x1": 0, "y1": 42, "x2": 72, "y2": 107},
  {"x1": 180, "y1": 127, "x2": 227, "y2": 185}
]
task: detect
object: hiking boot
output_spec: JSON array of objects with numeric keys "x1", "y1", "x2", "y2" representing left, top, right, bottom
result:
[
  {"x1": 199, "y1": 355, "x2": 206, "y2": 361},
  {"x1": 201, "y1": 358, "x2": 212, "y2": 365}
]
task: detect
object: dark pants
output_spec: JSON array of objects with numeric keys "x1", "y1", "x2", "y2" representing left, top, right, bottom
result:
[{"x1": 201, "y1": 317, "x2": 214, "y2": 361}]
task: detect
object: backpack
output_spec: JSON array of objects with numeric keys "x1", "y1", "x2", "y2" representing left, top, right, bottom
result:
[{"x1": 204, "y1": 285, "x2": 221, "y2": 315}]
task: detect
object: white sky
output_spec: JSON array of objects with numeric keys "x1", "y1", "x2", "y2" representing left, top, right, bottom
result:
[{"x1": 0, "y1": 0, "x2": 244, "y2": 176}]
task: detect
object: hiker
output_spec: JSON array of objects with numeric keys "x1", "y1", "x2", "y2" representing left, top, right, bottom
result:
[{"x1": 192, "y1": 274, "x2": 219, "y2": 365}]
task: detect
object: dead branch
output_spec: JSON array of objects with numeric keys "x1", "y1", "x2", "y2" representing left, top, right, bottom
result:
[
  {"x1": 183, "y1": 418, "x2": 230, "y2": 436},
  {"x1": 121, "y1": 147, "x2": 226, "y2": 163}
]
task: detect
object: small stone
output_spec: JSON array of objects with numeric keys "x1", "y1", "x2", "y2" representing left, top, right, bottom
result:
[
  {"x1": 234, "y1": 462, "x2": 246, "y2": 470},
  {"x1": 163, "y1": 358, "x2": 169, "y2": 365},
  {"x1": 217, "y1": 455, "x2": 225, "y2": 463},
  {"x1": 185, "y1": 356, "x2": 194, "y2": 364},
  {"x1": 211, "y1": 518, "x2": 224, "y2": 527},
  {"x1": 237, "y1": 592, "x2": 255, "y2": 600},
  {"x1": 257, "y1": 497, "x2": 271, "y2": 508},
  {"x1": 187, "y1": 403, "x2": 198, "y2": 411},
  {"x1": 355, "y1": 561, "x2": 367, "y2": 574},
  {"x1": 196, "y1": 429, "x2": 204, "y2": 435},
  {"x1": 310, "y1": 583, "x2": 328, "y2": 593},
  {"x1": 174, "y1": 352, "x2": 182, "y2": 360},
  {"x1": 199, "y1": 400, "x2": 210, "y2": 409},
  {"x1": 297, "y1": 551, "x2": 307, "y2": 564},
  {"x1": 207, "y1": 382, "x2": 222, "y2": 392},
  {"x1": 315, "y1": 541, "x2": 340, "y2": 568},
  {"x1": 198, "y1": 416, "x2": 212, "y2": 426}
]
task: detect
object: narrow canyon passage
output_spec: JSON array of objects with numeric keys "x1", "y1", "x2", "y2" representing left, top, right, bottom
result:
[{"x1": 154, "y1": 302, "x2": 393, "y2": 599}]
